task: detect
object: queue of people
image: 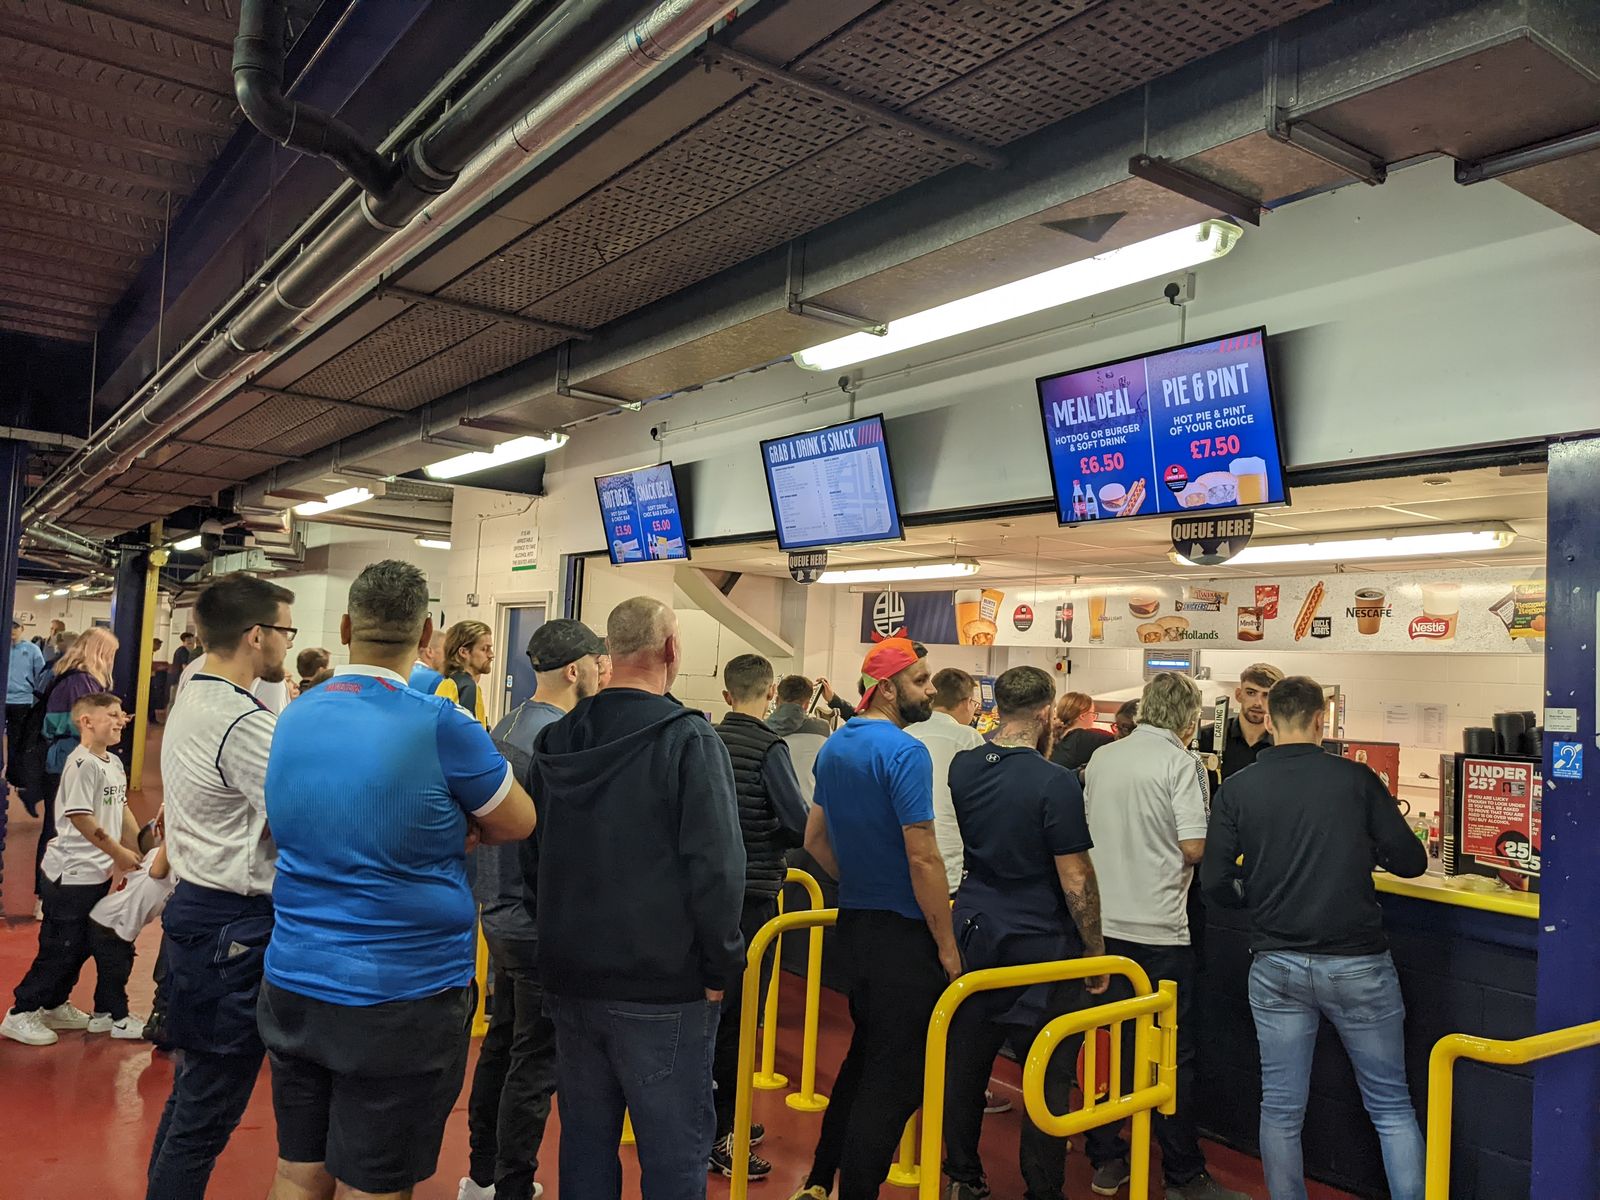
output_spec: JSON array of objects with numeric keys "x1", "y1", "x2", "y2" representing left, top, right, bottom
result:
[{"x1": 0, "y1": 571, "x2": 1429, "y2": 1200}]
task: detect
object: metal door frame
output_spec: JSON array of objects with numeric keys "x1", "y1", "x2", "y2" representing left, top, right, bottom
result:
[{"x1": 491, "y1": 590, "x2": 552, "y2": 727}]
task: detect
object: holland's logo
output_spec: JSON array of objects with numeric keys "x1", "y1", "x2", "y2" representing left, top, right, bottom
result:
[{"x1": 872, "y1": 590, "x2": 907, "y2": 640}]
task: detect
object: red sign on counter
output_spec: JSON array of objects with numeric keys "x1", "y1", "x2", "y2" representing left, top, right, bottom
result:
[{"x1": 1460, "y1": 757, "x2": 1542, "y2": 876}]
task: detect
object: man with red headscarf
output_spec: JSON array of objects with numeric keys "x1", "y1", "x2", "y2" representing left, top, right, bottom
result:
[{"x1": 789, "y1": 638, "x2": 960, "y2": 1200}]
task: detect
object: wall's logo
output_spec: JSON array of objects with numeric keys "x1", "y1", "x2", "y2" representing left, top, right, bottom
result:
[{"x1": 871, "y1": 590, "x2": 907, "y2": 641}]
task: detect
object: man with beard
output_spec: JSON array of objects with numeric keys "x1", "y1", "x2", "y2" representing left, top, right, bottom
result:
[
  {"x1": 789, "y1": 638, "x2": 960, "y2": 1200},
  {"x1": 459, "y1": 620, "x2": 609, "y2": 1200},
  {"x1": 943, "y1": 666, "x2": 1107, "y2": 1200},
  {"x1": 1196, "y1": 662, "x2": 1284, "y2": 786},
  {"x1": 148, "y1": 574, "x2": 296, "y2": 1199}
]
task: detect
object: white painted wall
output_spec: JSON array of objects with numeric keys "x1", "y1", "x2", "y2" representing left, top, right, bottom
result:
[{"x1": 11, "y1": 588, "x2": 112, "y2": 636}]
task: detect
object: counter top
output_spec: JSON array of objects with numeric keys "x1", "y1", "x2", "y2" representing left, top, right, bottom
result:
[{"x1": 1375, "y1": 870, "x2": 1539, "y2": 919}]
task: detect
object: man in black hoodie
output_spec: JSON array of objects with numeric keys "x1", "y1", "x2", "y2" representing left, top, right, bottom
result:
[
  {"x1": 709, "y1": 654, "x2": 808, "y2": 1181},
  {"x1": 531, "y1": 596, "x2": 744, "y2": 1200}
]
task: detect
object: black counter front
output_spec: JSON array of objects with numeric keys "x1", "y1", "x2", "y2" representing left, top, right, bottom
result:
[{"x1": 1198, "y1": 883, "x2": 1538, "y2": 1199}]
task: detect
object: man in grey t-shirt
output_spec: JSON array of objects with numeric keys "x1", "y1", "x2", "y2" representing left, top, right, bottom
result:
[
  {"x1": 1080, "y1": 673, "x2": 1245, "y2": 1200},
  {"x1": 458, "y1": 619, "x2": 607, "y2": 1200}
]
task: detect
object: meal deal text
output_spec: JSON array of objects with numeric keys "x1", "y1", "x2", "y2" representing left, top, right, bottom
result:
[{"x1": 1036, "y1": 328, "x2": 1286, "y2": 523}]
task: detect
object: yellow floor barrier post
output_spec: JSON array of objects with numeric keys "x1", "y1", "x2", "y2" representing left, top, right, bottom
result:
[
  {"x1": 784, "y1": 868, "x2": 830, "y2": 1112},
  {"x1": 472, "y1": 921, "x2": 491, "y2": 1037},
  {"x1": 753, "y1": 890, "x2": 789, "y2": 1090},
  {"x1": 918, "y1": 958, "x2": 1173, "y2": 1200},
  {"x1": 886, "y1": 1112, "x2": 921, "y2": 1187},
  {"x1": 731, "y1": 907, "x2": 839, "y2": 1200},
  {"x1": 622, "y1": 1111, "x2": 635, "y2": 1146}
]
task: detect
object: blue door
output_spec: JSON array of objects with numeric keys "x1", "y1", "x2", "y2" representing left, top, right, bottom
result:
[{"x1": 503, "y1": 604, "x2": 546, "y2": 717}]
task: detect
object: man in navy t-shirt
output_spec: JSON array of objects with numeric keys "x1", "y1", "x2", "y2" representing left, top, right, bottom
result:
[
  {"x1": 793, "y1": 638, "x2": 960, "y2": 1200},
  {"x1": 943, "y1": 666, "x2": 1107, "y2": 1200},
  {"x1": 258, "y1": 561, "x2": 537, "y2": 1200}
]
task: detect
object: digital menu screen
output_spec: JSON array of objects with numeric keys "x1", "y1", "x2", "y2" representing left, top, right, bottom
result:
[
  {"x1": 761, "y1": 415, "x2": 904, "y2": 551},
  {"x1": 1036, "y1": 327, "x2": 1287, "y2": 524},
  {"x1": 594, "y1": 463, "x2": 689, "y2": 565}
]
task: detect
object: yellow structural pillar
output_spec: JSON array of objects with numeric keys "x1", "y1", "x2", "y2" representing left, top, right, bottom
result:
[{"x1": 129, "y1": 520, "x2": 164, "y2": 792}]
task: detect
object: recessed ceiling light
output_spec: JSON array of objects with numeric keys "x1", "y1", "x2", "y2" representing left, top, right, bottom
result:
[
  {"x1": 1421, "y1": 477, "x2": 1452, "y2": 488},
  {"x1": 294, "y1": 487, "x2": 374, "y2": 516}
]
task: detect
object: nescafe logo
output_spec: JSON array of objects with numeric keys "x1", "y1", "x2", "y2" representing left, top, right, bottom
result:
[
  {"x1": 1013, "y1": 604, "x2": 1034, "y2": 632},
  {"x1": 1408, "y1": 616, "x2": 1451, "y2": 640}
]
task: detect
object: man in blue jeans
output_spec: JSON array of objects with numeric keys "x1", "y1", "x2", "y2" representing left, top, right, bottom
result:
[
  {"x1": 1201, "y1": 675, "x2": 1429, "y2": 1200},
  {"x1": 527, "y1": 596, "x2": 744, "y2": 1200}
]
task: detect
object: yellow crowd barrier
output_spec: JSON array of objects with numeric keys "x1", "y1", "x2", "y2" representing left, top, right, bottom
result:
[
  {"x1": 472, "y1": 923, "x2": 491, "y2": 1037},
  {"x1": 732, "y1": 907, "x2": 839, "y2": 1200},
  {"x1": 887, "y1": 1114, "x2": 921, "y2": 1187},
  {"x1": 918, "y1": 957, "x2": 1176, "y2": 1200},
  {"x1": 1425, "y1": 1018, "x2": 1600, "y2": 1200},
  {"x1": 751, "y1": 868, "x2": 830, "y2": 1105}
]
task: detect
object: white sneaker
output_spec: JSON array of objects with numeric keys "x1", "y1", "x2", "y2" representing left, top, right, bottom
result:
[
  {"x1": 32, "y1": 899, "x2": 42, "y2": 921},
  {"x1": 457, "y1": 1178, "x2": 495, "y2": 1200},
  {"x1": 0, "y1": 1008, "x2": 58, "y2": 1046},
  {"x1": 39, "y1": 1002, "x2": 91, "y2": 1030},
  {"x1": 88, "y1": 1012, "x2": 146, "y2": 1038}
]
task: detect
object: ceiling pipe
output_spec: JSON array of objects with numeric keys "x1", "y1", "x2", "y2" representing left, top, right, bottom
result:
[
  {"x1": 233, "y1": 0, "x2": 399, "y2": 197},
  {"x1": 25, "y1": 523, "x2": 116, "y2": 570},
  {"x1": 21, "y1": 0, "x2": 743, "y2": 530},
  {"x1": 299, "y1": 510, "x2": 452, "y2": 538}
]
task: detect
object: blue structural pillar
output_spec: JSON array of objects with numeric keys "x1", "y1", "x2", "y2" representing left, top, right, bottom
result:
[
  {"x1": 0, "y1": 441, "x2": 24, "y2": 877},
  {"x1": 1531, "y1": 436, "x2": 1600, "y2": 1197},
  {"x1": 108, "y1": 541, "x2": 148, "y2": 774}
]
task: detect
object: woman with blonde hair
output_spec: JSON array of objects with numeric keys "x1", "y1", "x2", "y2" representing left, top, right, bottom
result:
[
  {"x1": 435, "y1": 619, "x2": 494, "y2": 727},
  {"x1": 33, "y1": 627, "x2": 120, "y2": 910},
  {"x1": 1050, "y1": 690, "x2": 1114, "y2": 774}
]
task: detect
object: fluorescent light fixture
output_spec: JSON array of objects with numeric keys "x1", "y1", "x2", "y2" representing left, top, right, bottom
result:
[
  {"x1": 1170, "y1": 525, "x2": 1516, "y2": 567},
  {"x1": 818, "y1": 559, "x2": 981, "y2": 585},
  {"x1": 414, "y1": 537, "x2": 452, "y2": 550},
  {"x1": 52, "y1": 587, "x2": 70, "y2": 596},
  {"x1": 294, "y1": 486, "x2": 374, "y2": 517},
  {"x1": 69, "y1": 583, "x2": 88, "y2": 593},
  {"x1": 423, "y1": 432, "x2": 569, "y2": 480},
  {"x1": 172, "y1": 534, "x2": 203, "y2": 551},
  {"x1": 794, "y1": 220, "x2": 1244, "y2": 372},
  {"x1": 33, "y1": 592, "x2": 50, "y2": 601}
]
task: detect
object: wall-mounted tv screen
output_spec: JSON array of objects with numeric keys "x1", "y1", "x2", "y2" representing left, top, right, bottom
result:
[
  {"x1": 594, "y1": 462, "x2": 689, "y2": 564},
  {"x1": 761, "y1": 414, "x2": 904, "y2": 551},
  {"x1": 1036, "y1": 327, "x2": 1288, "y2": 524}
]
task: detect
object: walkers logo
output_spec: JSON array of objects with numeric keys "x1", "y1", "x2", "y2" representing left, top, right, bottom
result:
[{"x1": 1408, "y1": 616, "x2": 1452, "y2": 640}]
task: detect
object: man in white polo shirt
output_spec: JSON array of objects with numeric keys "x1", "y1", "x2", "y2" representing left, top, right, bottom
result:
[
  {"x1": 904, "y1": 667, "x2": 986, "y2": 895},
  {"x1": 259, "y1": 560, "x2": 537, "y2": 1200},
  {"x1": 148, "y1": 573, "x2": 296, "y2": 1200}
]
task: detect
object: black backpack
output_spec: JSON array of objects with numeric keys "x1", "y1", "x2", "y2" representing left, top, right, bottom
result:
[{"x1": 10, "y1": 672, "x2": 66, "y2": 796}]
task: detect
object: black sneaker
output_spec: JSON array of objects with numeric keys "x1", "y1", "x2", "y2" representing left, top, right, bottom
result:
[
  {"x1": 709, "y1": 1133, "x2": 772, "y2": 1180},
  {"x1": 948, "y1": 1180, "x2": 990, "y2": 1200},
  {"x1": 751, "y1": 1122, "x2": 766, "y2": 1147}
]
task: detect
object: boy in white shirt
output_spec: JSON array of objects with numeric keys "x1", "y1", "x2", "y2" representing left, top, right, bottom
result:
[{"x1": 1, "y1": 692, "x2": 143, "y2": 1046}]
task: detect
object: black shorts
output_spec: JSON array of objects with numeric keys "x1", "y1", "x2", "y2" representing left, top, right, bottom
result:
[{"x1": 258, "y1": 980, "x2": 474, "y2": 1194}]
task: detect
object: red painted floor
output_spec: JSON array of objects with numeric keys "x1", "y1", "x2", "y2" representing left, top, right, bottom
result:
[{"x1": 0, "y1": 730, "x2": 1355, "y2": 1199}]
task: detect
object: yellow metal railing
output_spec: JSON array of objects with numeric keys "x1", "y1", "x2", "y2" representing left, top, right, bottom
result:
[
  {"x1": 917, "y1": 958, "x2": 1175, "y2": 1200},
  {"x1": 732, "y1": 907, "x2": 839, "y2": 1199},
  {"x1": 472, "y1": 922, "x2": 491, "y2": 1037},
  {"x1": 1425, "y1": 1019, "x2": 1600, "y2": 1200},
  {"x1": 754, "y1": 868, "x2": 828, "y2": 1106}
]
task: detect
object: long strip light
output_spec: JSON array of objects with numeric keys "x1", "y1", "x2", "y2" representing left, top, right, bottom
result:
[
  {"x1": 423, "y1": 432, "x2": 569, "y2": 480},
  {"x1": 172, "y1": 534, "x2": 203, "y2": 551},
  {"x1": 818, "y1": 559, "x2": 981, "y2": 585},
  {"x1": 793, "y1": 220, "x2": 1244, "y2": 372},
  {"x1": 294, "y1": 487, "x2": 374, "y2": 517},
  {"x1": 1170, "y1": 525, "x2": 1516, "y2": 568},
  {"x1": 415, "y1": 537, "x2": 453, "y2": 550},
  {"x1": 33, "y1": 591, "x2": 49, "y2": 601}
]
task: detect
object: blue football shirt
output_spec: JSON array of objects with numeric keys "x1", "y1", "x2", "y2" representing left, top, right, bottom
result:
[
  {"x1": 265, "y1": 664, "x2": 512, "y2": 1005},
  {"x1": 813, "y1": 718, "x2": 935, "y2": 920}
]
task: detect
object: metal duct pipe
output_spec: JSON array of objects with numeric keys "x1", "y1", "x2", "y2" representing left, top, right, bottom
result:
[
  {"x1": 233, "y1": 0, "x2": 398, "y2": 196},
  {"x1": 25, "y1": 523, "x2": 115, "y2": 570},
  {"x1": 300, "y1": 511, "x2": 452, "y2": 537},
  {"x1": 22, "y1": 0, "x2": 743, "y2": 528}
]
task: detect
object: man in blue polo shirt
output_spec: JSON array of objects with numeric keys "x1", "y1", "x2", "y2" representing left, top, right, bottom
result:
[
  {"x1": 791, "y1": 637, "x2": 961, "y2": 1200},
  {"x1": 259, "y1": 560, "x2": 536, "y2": 1200}
]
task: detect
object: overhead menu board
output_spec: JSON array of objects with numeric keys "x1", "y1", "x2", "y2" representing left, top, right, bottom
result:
[
  {"x1": 593, "y1": 462, "x2": 689, "y2": 564},
  {"x1": 1036, "y1": 327, "x2": 1288, "y2": 524},
  {"x1": 761, "y1": 415, "x2": 904, "y2": 551}
]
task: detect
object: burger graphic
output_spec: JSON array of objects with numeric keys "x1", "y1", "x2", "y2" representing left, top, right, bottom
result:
[{"x1": 1128, "y1": 590, "x2": 1161, "y2": 620}]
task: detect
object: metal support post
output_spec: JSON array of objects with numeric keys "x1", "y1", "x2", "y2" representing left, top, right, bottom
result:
[{"x1": 127, "y1": 520, "x2": 163, "y2": 791}]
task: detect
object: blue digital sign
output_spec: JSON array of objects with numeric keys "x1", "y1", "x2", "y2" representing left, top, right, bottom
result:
[
  {"x1": 594, "y1": 462, "x2": 689, "y2": 565},
  {"x1": 761, "y1": 415, "x2": 904, "y2": 551},
  {"x1": 1036, "y1": 327, "x2": 1288, "y2": 524}
]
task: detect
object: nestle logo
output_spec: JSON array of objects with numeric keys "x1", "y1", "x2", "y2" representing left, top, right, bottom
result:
[
  {"x1": 1408, "y1": 617, "x2": 1451, "y2": 640},
  {"x1": 324, "y1": 682, "x2": 363, "y2": 693}
]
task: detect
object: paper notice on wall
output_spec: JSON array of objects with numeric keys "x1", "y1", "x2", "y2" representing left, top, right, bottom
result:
[
  {"x1": 1418, "y1": 703, "x2": 1448, "y2": 750},
  {"x1": 511, "y1": 528, "x2": 539, "y2": 573},
  {"x1": 1381, "y1": 703, "x2": 1418, "y2": 743}
]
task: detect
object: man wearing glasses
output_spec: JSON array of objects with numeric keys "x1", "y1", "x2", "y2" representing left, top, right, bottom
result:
[{"x1": 148, "y1": 573, "x2": 296, "y2": 1199}]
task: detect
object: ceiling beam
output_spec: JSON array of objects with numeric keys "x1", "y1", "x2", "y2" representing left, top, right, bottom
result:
[
  {"x1": 57, "y1": 0, "x2": 239, "y2": 49},
  {"x1": 0, "y1": 318, "x2": 93, "y2": 343},
  {"x1": 0, "y1": 138, "x2": 193, "y2": 195},
  {"x1": 0, "y1": 13, "x2": 233, "y2": 99},
  {"x1": 0, "y1": 244, "x2": 136, "y2": 286},
  {"x1": 0, "y1": 99, "x2": 218, "y2": 169},
  {"x1": 0, "y1": 268, "x2": 122, "y2": 305},
  {"x1": 700, "y1": 44, "x2": 1007, "y2": 171},
  {"x1": 0, "y1": 163, "x2": 169, "y2": 218},
  {"x1": 0, "y1": 306, "x2": 99, "y2": 335},
  {"x1": 242, "y1": 385, "x2": 411, "y2": 416},
  {"x1": 0, "y1": 208, "x2": 158, "y2": 256},
  {"x1": 380, "y1": 285, "x2": 594, "y2": 341},
  {"x1": 0, "y1": 293, "x2": 102, "y2": 322},
  {"x1": 0, "y1": 189, "x2": 163, "y2": 239},
  {"x1": 0, "y1": 226, "x2": 143, "y2": 271}
]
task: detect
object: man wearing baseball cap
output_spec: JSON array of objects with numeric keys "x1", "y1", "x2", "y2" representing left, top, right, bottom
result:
[
  {"x1": 791, "y1": 637, "x2": 961, "y2": 1200},
  {"x1": 459, "y1": 618, "x2": 608, "y2": 1200}
]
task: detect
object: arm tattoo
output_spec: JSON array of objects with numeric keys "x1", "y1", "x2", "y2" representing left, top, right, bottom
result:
[{"x1": 1064, "y1": 873, "x2": 1105, "y2": 957}]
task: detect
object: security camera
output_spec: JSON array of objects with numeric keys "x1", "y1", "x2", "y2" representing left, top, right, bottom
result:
[
  {"x1": 200, "y1": 517, "x2": 225, "y2": 556},
  {"x1": 837, "y1": 375, "x2": 856, "y2": 395},
  {"x1": 1164, "y1": 281, "x2": 1183, "y2": 304},
  {"x1": 649, "y1": 426, "x2": 661, "y2": 442}
]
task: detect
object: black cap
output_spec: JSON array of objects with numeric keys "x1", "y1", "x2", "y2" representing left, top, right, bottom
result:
[{"x1": 526, "y1": 619, "x2": 606, "y2": 672}]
